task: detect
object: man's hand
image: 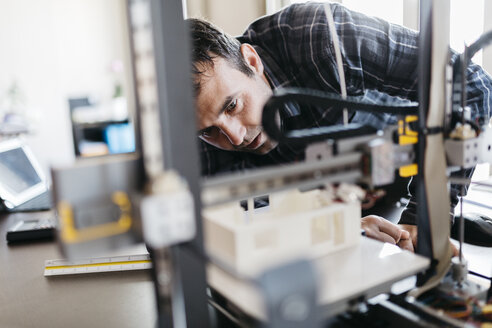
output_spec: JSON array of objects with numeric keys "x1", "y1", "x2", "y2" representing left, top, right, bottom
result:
[
  {"x1": 362, "y1": 217, "x2": 459, "y2": 256},
  {"x1": 397, "y1": 224, "x2": 417, "y2": 252},
  {"x1": 361, "y1": 215, "x2": 410, "y2": 245},
  {"x1": 398, "y1": 224, "x2": 459, "y2": 256}
]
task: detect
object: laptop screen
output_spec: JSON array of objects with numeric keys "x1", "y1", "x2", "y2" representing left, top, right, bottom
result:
[
  {"x1": 0, "y1": 148, "x2": 42, "y2": 194},
  {"x1": 0, "y1": 139, "x2": 47, "y2": 207}
]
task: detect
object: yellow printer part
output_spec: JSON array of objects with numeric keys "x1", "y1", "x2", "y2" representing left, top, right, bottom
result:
[
  {"x1": 58, "y1": 191, "x2": 133, "y2": 244},
  {"x1": 398, "y1": 115, "x2": 418, "y2": 177}
]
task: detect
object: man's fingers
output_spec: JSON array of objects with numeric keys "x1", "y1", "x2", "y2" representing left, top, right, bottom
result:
[
  {"x1": 399, "y1": 224, "x2": 418, "y2": 246},
  {"x1": 398, "y1": 225, "x2": 458, "y2": 256},
  {"x1": 398, "y1": 238, "x2": 414, "y2": 252},
  {"x1": 374, "y1": 217, "x2": 404, "y2": 243},
  {"x1": 361, "y1": 215, "x2": 409, "y2": 244},
  {"x1": 450, "y1": 241, "x2": 459, "y2": 257},
  {"x1": 400, "y1": 229, "x2": 410, "y2": 241},
  {"x1": 398, "y1": 229, "x2": 414, "y2": 252},
  {"x1": 365, "y1": 229, "x2": 397, "y2": 244}
]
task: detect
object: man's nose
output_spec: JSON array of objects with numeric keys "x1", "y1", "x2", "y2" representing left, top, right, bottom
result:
[{"x1": 218, "y1": 120, "x2": 246, "y2": 146}]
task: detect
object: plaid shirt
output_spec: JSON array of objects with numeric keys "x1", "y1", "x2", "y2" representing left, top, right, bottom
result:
[{"x1": 199, "y1": 2, "x2": 492, "y2": 223}]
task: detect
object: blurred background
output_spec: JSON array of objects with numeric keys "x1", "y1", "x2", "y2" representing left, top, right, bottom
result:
[{"x1": 0, "y1": 0, "x2": 490, "y2": 176}]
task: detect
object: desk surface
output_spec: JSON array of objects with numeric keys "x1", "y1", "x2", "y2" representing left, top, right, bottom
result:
[
  {"x1": 0, "y1": 211, "x2": 156, "y2": 328},
  {"x1": 2, "y1": 180, "x2": 490, "y2": 327}
]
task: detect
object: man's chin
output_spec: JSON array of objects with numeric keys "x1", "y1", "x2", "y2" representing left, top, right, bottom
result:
[
  {"x1": 250, "y1": 140, "x2": 277, "y2": 155},
  {"x1": 218, "y1": 139, "x2": 277, "y2": 154}
]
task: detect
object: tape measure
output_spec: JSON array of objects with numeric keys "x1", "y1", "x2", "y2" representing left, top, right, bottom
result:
[{"x1": 44, "y1": 254, "x2": 152, "y2": 276}]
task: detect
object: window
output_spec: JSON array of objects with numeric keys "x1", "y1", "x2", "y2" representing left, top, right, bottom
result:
[
  {"x1": 450, "y1": 0, "x2": 484, "y2": 65},
  {"x1": 340, "y1": 0, "x2": 403, "y2": 25}
]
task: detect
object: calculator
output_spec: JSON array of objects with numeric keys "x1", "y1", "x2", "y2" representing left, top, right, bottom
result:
[{"x1": 6, "y1": 217, "x2": 56, "y2": 243}]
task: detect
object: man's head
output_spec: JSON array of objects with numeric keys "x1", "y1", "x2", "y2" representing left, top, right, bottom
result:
[{"x1": 188, "y1": 18, "x2": 277, "y2": 155}]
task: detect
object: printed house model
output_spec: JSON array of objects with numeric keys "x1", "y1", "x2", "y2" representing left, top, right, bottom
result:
[{"x1": 203, "y1": 188, "x2": 361, "y2": 275}]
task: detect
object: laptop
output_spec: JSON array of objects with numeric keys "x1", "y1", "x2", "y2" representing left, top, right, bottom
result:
[{"x1": 0, "y1": 139, "x2": 52, "y2": 212}]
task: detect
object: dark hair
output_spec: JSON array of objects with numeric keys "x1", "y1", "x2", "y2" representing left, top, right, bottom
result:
[{"x1": 187, "y1": 18, "x2": 254, "y2": 93}]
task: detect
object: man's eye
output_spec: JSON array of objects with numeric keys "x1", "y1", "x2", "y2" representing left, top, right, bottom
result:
[{"x1": 225, "y1": 99, "x2": 237, "y2": 113}]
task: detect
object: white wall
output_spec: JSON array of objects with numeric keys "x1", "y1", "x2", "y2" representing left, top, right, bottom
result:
[{"x1": 0, "y1": 0, "x2": 131, "y2": 174}]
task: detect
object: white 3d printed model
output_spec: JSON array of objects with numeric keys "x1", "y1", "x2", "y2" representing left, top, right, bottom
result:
[{"x1": 203, "y1": 188, "x2": 361, "y2": 275}]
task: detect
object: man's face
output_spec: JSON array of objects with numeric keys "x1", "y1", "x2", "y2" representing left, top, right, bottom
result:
[{"x1": 196, "y1": 45, "x2": 277, "y2": 155}]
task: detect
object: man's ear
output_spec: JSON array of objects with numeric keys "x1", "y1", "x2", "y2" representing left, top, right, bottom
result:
[{"x1": 240, "y1": 43, "x2": 264, "y2": 75}]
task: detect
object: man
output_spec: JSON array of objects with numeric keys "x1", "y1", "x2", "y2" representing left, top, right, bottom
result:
[{"x1": 189, "y1": 2, "x2": 492, "y2": 251}]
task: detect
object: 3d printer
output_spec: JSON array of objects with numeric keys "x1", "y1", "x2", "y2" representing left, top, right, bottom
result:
[{"x1": 49, "y1": 0, "x2": 492, "y2": 327}]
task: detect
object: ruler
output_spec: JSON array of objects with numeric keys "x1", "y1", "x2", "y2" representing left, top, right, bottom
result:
[{"x1": 44, "y1": 254, "x2": 152, "y2": 276}]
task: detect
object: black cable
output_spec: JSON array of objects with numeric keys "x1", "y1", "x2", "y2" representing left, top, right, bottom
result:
[
  {"x1": 470, "y1": 269, "x2": 492, "y2": 302},
  {"x1": 207, "y1": 299, "x2": 246, "y2": 327},
  {"x1": 465, "y1": 119, "x2": 481, "y2": 135},
  {"x1": 262, "y1": 88, "x2": 418, "y2": 144},
  {"x1": 468, "y1": 270, "x2": 492, "y2": 282},
  {"x1": 266, "y1": 88, "x2": 418, "y2": 115},
  {"x1": 471, "y1": 181, "x2": 492, "y2": 189},
  {"x1": 462, "y1": 198, "x2": 492, "y2": 211},
  {"x1": 466, "y1": 30, "x2": 492, "y2": 63},
  {"x1": 453, "y1": 29, "x2": 492, "y2": 124}
]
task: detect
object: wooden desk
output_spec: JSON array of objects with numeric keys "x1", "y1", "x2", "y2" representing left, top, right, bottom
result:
[{"x1": 0, "y1": 211, "x2": 156, "y2": 328}]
